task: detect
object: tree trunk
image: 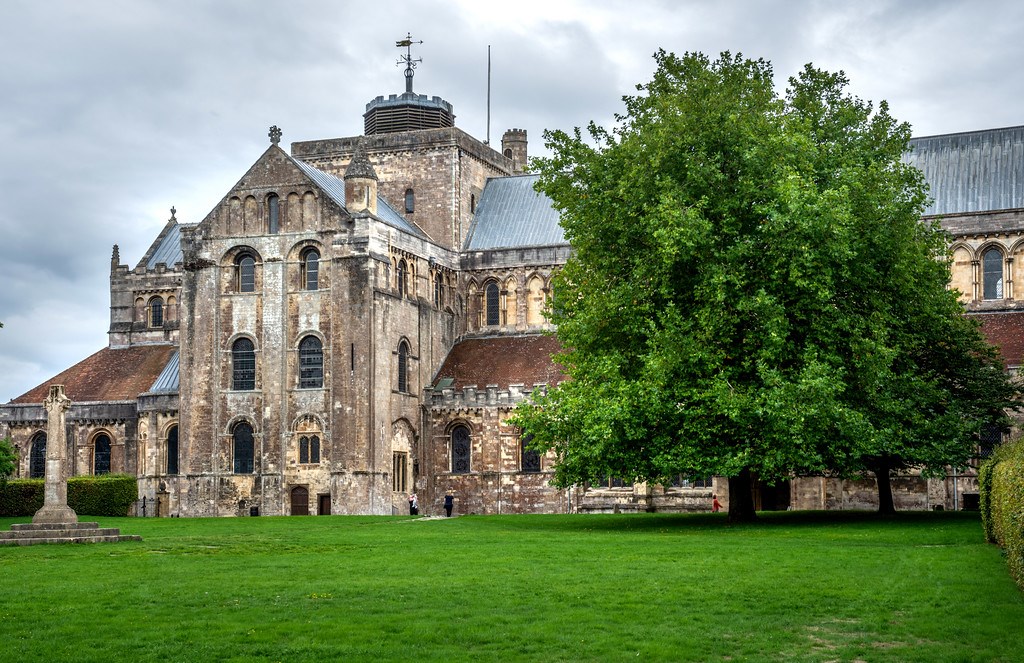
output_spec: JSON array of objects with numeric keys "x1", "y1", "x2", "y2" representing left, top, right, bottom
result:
[
  {"x1": 727, "y1": 468, "x2": 757, "y2": 523},
  {"x1": 874, "y1": 460, "x2": 895, "y2": 515}
]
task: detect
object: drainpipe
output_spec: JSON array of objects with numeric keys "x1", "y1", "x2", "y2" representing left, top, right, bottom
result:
[{"x1": 953, "y1": 466, "x2": 959, "y2": 511}]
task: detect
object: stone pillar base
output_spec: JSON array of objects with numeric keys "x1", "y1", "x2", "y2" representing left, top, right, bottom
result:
[{"x1": 32, "y1": 505, "x2": 79, "y2": 525}]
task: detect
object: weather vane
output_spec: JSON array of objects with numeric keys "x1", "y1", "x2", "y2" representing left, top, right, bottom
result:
[{"x1": 396, "y1": 32, "x2": 423, "y2": 93}]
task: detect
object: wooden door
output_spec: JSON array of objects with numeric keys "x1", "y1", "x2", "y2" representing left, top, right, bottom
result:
[{"x1": 290, "y1": 486, "x2": 309, "y2": 515}]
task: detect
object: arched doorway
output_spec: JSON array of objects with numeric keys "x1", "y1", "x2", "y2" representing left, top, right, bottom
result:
[{"x1": 290, "y1": 486, "x2": 309, "y2": 516}]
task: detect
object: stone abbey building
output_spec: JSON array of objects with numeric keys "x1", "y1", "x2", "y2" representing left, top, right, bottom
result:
[{"x1": 3, "y1": 56, "x2": 1023, "y2": 515}]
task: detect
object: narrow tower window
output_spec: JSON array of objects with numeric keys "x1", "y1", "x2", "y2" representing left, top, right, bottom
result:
[
  {"x1": 397, "y1": 340, "x2": 410, "y2": 393},
  {"x1": 301, "y1": 248, "x2": 320, "y2": 291},
  {"x1": 397, "y1": 259, "x2": 407, "y2": 297},
  {"x1": 268, "y1": 194, "x2": 280, "y2": 234}
]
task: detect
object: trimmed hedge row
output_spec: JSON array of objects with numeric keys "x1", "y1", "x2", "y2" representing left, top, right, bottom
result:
[
  {"x1": 980, "y1": 436, "x2": 1024, "y2": 590},
  {"x1": 0, "y1": 475, "x2": 138, "y2": 517}
]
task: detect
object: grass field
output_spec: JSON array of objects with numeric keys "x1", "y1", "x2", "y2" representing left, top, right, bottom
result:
[{"x1": 0, "y1": 511, "x2": 1020, "y2": 662}]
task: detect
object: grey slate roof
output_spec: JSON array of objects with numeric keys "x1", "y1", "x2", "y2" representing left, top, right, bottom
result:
[
  {"x1": 149, "y1": 350, "x2": 179, "y2": 393},
  {"x1": 291, "y1": 158, "x2": 426, "y2": 238},
  {"x1": 906, "y1": 125, "x2": 1024, "y2": 216},
  {"x1": 146, "y1": 222, "x2": 183, "y2": 269},
  {"x1": 464, "y1": 174, "x2": 566, "y2": 250}
]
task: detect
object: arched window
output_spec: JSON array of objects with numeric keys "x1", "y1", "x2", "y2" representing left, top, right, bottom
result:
[
  {"x1": 29, "y1": 432, "x2": 46, "y2": 479},
  {"x1": 166, "y1": 425, "x2": 179, "y2": 475},
  {"x1": 299, "y1": 335, "x2": 323, "y2": 389},
  {"x1": 404, "y1": 188, "x2": 415, "y2": 213},
  {"x1": 298, "y1": 435, "x2": 322, "y2": 464},
  {"x1": 470, "y1": 193, "x2": 476, "y2": 214},
  {"x1": 433, "y1": 271, "x2": 443, "y2": 308},
  {"x1": 397, "y1": 259, "x2": 407, "y2": 297},
  {"x1": 527, "y1": 275, "x2": 546, "y2": 326},
  {"x1": 504, "y1": 148, "x2": 512, "y2": 159},
  {"x1": 485, "y1": 281, "x2": 500, "y2": 326},
  {"x1": 301, "y1": 248, "x2": 319, "y2": 291},
  {"x1": 94, "y1": 433, "x2": 111, "y2": 475},
  {"x1": 520, "y1": 433, "x2": 541, "y2": 473},
  {"x1": 232, "y1": 338, "x2": 256, "y2": 390},
  {"x1": 267, "y1": 194, "x2": 280, "y2": 234},
  {"x1": 148, "y1": 296, "x2": 164, "y2": 328},
  {"x1": 397, "y1": 341, "x2": 409, "y2": 393},
  {"x1": 451, "y1": 425, "x2": 471, "y2": 474},
  {"x1": 233, "y1": 422, "x2": 254, "y2": 474},
  {"x1": 236, "y1": 254, "x2": 256, "y2": 292},
  {"x1": 983, "y1": 247, "x2": 1004, "y2": 300}
]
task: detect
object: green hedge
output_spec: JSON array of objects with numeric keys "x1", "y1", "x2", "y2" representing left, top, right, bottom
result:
[
  {"x1": 980, "y1": 436, "x2": 1024, "y2": 590},
  {"x1": 0, "y1": 475, "x2": 138, "y2": 517}
]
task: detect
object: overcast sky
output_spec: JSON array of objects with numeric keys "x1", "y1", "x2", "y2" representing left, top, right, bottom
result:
[{"x1": 2, "y1": 0, "x2": 1022, "y2": 402}]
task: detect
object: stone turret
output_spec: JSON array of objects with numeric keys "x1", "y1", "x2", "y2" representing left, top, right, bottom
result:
[
  {"x1": 344, "y1": 142, "x2": 378, "y2": 215},
  {"x1": 501, "y1": 128, "x2": 528, "y2": 172}
]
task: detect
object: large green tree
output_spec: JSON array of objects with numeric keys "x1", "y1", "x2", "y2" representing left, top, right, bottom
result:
[
  {"x1": 513, "y1": 51, "x2": 1020, "y2": 521},
  {"x1": 0, "y1": 437, "x2": 15, "y2": 485}
]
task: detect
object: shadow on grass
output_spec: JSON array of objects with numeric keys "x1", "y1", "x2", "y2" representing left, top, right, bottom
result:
[{"x1": 454, "y1": 508, "x2": 981, "y2": 534}]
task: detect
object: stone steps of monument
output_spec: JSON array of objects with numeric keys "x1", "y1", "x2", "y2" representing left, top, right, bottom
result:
[
  {"x1": 0, "y1": 522, "x2": 142, "y2": 546},
  {"x1": 0, "y1": 534, "x2": 142, "y2": 546},
  {"x1": 0, "y1": 527, "x2": 122, "y2": 540}
]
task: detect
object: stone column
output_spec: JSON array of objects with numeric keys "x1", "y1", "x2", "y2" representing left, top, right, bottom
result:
[{"x1": 32, "y1": 385, "x2": 78, "y2": 524}]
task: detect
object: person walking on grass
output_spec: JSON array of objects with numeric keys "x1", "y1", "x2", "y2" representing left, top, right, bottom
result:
[
  {"x1": 712, "y1": 494, "x2": 723, "y2": 513},
  {"x1": 444, "y1": 491, "x2": 454, "y2": 517}
]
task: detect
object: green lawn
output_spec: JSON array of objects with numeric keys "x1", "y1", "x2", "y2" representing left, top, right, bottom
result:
[{"x1": 0, "y1": 511, "x2": 1019, "y2": 662}]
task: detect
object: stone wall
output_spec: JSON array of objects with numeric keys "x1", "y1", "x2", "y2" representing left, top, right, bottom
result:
[
  {"x1": 291, "y1": 127, "x2": 513, "y2": 250},
  {"x1": 424, "y1": 385, "x2": 567, "y2": 515}
]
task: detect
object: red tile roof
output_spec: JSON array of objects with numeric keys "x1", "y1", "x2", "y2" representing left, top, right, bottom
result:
[
  {"x1": 433, "y1": 334, "x2": 565, "y2": 390},
  {"x1": 11, "y1": 345, "x2": 178, "y2": 404},
  {"x1": 972, "y1": 311, "x2": 1024, "y2": 367}
]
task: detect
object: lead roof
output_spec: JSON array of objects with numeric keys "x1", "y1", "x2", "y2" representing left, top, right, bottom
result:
[
  {"x1": 463, "y1": 174, "x2": 566, "y2": 250},
  {"x1": 906, "y1": 125, "x2": 1024, "y2": 216}
]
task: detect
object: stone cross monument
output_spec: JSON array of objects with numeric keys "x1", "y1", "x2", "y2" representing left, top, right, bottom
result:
[{"x1": 32, "y1": 385, "x2": 78, "y2": 524}]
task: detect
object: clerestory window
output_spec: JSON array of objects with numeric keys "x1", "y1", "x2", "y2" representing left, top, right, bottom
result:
[
  {"x1": 232, "y1": 338, "x2": 256, "y2": 390},
  {"x1": 236, "y1": 254, "x2": 256, "y2": 292},
  {"x1": 983, "y1": 247, "x2": 1004, "y2": 300},
  {"x1": 298, "y1": 335, "x2": 323, "y2": 389},
  {"x1": 301, "y1": 248, "x2": 320, "y2": 291},
  {"x1": 233, "y1": 422, "x2": 255, "y2": 474},
  {"x1": 148, "y1": 296, "x2": 164, "y2": 328},
  {"x1": 485, "y1": 282, "x2": 500, "y2": 326}
]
